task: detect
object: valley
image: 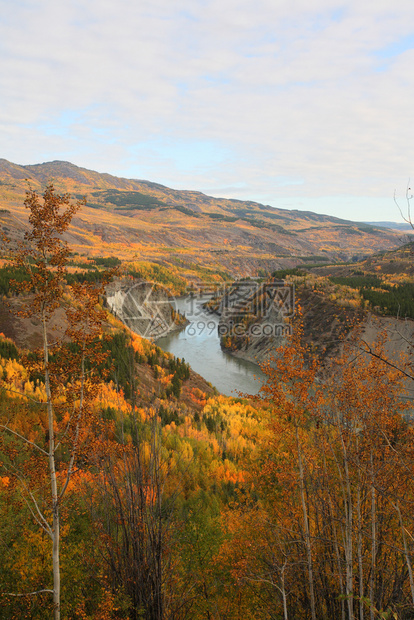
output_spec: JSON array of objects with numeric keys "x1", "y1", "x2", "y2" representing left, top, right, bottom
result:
[
  {"x1": 1, "y1": 165, "x2": 414, "y2": 619},
  {"x1": 1, "y1": 159, "x2": 413, "y2": 395}
]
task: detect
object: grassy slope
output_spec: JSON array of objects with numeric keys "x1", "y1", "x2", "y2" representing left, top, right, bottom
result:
[{"x1": 0, "y1": 159, "x2": 408, "y2": 279}]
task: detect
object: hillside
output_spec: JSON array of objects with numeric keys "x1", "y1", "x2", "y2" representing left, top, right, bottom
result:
[
  {"x1": 365, "y1": 220, "x2": 414, "y2": 231},
  {"x1": 0, "y1": 159, "x2": 408, "y2": 279},
  {"x1": 310, "y1": 240, "x2": 414, "y2": 280},
  {"x1": 1, "y1": 165, "x2": 414, "y2": 620},
  {"x1": 307, "y1": 242, "x2": 414, "y2": 320},
  {"x1": 217, "y1": 246, "x2": 414, "y2": 400}
]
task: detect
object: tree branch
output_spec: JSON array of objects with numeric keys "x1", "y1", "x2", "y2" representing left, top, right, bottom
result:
[
  {"x1": 0, "y1": 424, "x2": 48, "y2": 455},
  {"x1": 394, "y1": 181, "x2": 414, "y2": 229},
  {"x1": 2, "y1": 589, "x2": 53, "y2": 597},
  {"x1": 358, "y1": 339, "x2": 414, "y2": 382},
  {"x1": 59, "y1": 350, "x2": 85, "y2": 502},
  {"x1": 21, "y1": 488, "x2": 53, "y2": 539},
  {"x1": 0, "y1": 386, "x2": 47, "y2": 405}
]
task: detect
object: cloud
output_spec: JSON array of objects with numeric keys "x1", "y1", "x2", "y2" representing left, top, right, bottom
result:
[{"x1": 1, "y1": 0, "x2": 414, "y2": 220}]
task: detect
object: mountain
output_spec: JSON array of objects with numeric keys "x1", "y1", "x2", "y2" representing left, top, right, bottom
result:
[
  {"x1": 364, "y1": 221, "x2": 413, "y2": 231},
  {"x1": 0, "y1": 159, "x2": 409, "y2": 277}
]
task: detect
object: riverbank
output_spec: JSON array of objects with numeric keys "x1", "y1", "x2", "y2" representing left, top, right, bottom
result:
[{"x1": 156, "y1": 295, "x2": 266, "y2": 396}]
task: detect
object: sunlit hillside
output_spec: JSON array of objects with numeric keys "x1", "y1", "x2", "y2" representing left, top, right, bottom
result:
[
  {"x1": 1, "y1": 178, "x2": 414, "y2": 619},
  {"x1": 0, "y1": 159, "x2": 408, "y2": 279}
]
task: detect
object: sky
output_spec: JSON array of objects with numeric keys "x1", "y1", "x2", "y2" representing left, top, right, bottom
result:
[{"x1": 1, "y1": 0, "x2": 414, "y2": 222}]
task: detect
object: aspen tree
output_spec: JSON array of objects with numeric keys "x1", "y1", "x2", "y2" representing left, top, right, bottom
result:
[
  {"x1": 254, "y1": 320, "x2": 413, "y2": 619},
  {"x1": 0, "y1": 185, "x2": 107, "y2": 619},
  {"x1": 258, "y1": 322, "x2": 320, "y2": 620}
]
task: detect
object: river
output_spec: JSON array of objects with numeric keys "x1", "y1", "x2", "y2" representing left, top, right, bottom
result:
[{"x1": 156, "y1": 295, "x2": 266, "y2": 397}]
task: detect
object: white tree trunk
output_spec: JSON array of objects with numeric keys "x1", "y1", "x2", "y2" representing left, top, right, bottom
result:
[
  {"x1": 296, "y1": 428, "x2": 316, "y2": 620},
  {"x1": 356, "y1": 443, "x2": 364, "y2": 620},
  {"x1": 370, "y1": 453, "x2": 376, "y2": 620},
  {"x1": 43, "y1": 312, "x2": 60, "y2": 620},
  {"x1": 395, "y1": 502, "x2": 414, "y2": 607}
]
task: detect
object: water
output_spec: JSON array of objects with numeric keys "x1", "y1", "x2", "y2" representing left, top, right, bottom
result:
[{"x1": 156, "y1": 296, "x2": 266, "y2": 397}]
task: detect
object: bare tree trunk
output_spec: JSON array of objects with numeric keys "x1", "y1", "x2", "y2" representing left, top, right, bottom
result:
[
  {"x1": 296, "y1": 428, "x2": 316, "y2": 620},
  {"x1": 370, "y1": 452, "x2": 376, "y2": 620},
  {"x1": 356, "y1": 441, "x2": 364, "y2": 620},
  {"x1": 322, "y1": 449, "x2": 346, "y2": 620},
  {"x1": 338, "y1": 430, "x2": 353, "y2": 620},
  {"x1": 96, "y1": 408, "x2": 184, "y2": 620},
  {"x1": 344, "y1": 478, "x2": 354, "y2": 620},
  {"x1": 43, "y1": 311, "x2": 60, "y2": 620},
  {"x1": 357, "y1": 489, "x2": 364, "y2": 620},
  {"x1": 281, "y1": 559, "x2": 289, "y2": 620},
  {"x1": 395, "y1": 502, "x2": 414, "y2": 607},
  {"x1": 152, "y1": 418, "x2": 163, "y2": 620},
  {"x1": 336, "y1": 532, "x2": 346, "y2": 620},
  {"x1": 52, "y1": 504, "x2": 60, "y2": 620}
]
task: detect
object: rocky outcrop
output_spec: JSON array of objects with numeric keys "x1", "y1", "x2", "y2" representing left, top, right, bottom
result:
[
  {"x1": 216, "y1": 280, "x2": 291, "y2": 365},
  {"x1": 105, "y1": 278, "x2": 183, "y2": 339},
  {"x1": 218, "y1": 284, "x2": 414, "y2": 388}
]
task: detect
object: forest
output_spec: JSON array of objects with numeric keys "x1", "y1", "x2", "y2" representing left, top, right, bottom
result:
[
  {"x1": 0, "y1": 186, "x2": 414, "y2": 619},
  {"x1": 328, "y1": 276, "x2": 414, "y2": 320}
]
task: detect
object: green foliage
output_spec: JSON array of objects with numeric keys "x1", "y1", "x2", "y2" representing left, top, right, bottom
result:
[
  {"x1": 356, "y1": 224, "x2": 384, "y2": 235},
  {"x1": 169, "y1": 258, "x2": 231, "y2": 282},
  {"x1": 243, "y1": 217, "x2": 295, "y2": 235},
  {"x1": 68, "y1": 260, "x2": 94, "y2": 269},
  {"x1": 167, "y1": 356, "x2": 190, "y2": 381},
  {"x1": 272, "y1": 267, "x2": 307, "y2": 279},
  {"x1": 361, "y1": 283, "x2": 414, "y2": 319},
  {"x1": 59, "y1": 331, "x2": 137, "y2": 401},
  {"x1": 202, "y1": 408, "x2": 228, "y2": 434},
  {"x1": 158, "y1": 404, "x2": 183, "y2": 426},
  {"x1": 101, "y1": 406, "x2": 117, "y2": 421},
  {"x1": 91, "y1": 189, "x2": 165, "y2": 210},
  {"x1": 0, "y1": 265, "x2": 31, "y2": 295},
  {"x1": 170, "y1": 374, "x2": 182, "y2": 399},
  {"x1": 0, "y1": 263, "x2": 111, "y2": 294},
  {"x1": 174, "y1": 205, "x2": 201, "y2": 217},
  {"x1": 99, "y1": 332, "x2": 136, "y2": 399},
  {"x1": 126, "y1": 262, "x2": 188, "y2": 293},
  {"x1": 94, "y1": 256, "x2": 122, "y2": 268},
  {"x1": 166, "y1": 357, "x2": 190, "y2": 399},
  {"x1": 0, "y1": 339, "x2": 18, "y2": 360},
  {"x1": 329, "y1": 274, "x2": 384, "y2": 289},
  {"x1": 177, "y1": 493, "x2": 225, "y2": 617},
  {"x1": 337, "y1": 226, "x2": 363, "y2": 235},
  {"x1": 328, "y1": 275, "x2": 414, "y2": 319},
  {"x1": 300, "y1": 255, "x2": 330, "y2": 262},
  {"x1": 206, "y1": 212, "x2": 238, "y2": 222},
  {"x1": 65, "y1": 270, "x2": 102, "y2": 285}
]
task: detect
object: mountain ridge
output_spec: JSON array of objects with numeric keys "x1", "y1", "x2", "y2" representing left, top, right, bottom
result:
[
  {"x1": 0, "y1": 158, "x2": 382, "y2": 223},
  {"x1": 0, "y1": 158, "x2": 409, "y2": 277}
]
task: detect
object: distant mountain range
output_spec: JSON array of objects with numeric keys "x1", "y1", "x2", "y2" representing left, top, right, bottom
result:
[
  {"x1": 364, "y1": 221, "x2": 413, "y2": 231},
  {"x1": 0, "y1": 159, "x2": 410, "y2": 276}
]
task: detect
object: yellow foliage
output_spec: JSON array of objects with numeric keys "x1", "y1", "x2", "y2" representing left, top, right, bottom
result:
[
  {"x1": 130, "y1": 333, "x2": 145, "y2": 356},
  {"x1": 97, "y1": 382, "x2": 131, "y2": 416}
]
